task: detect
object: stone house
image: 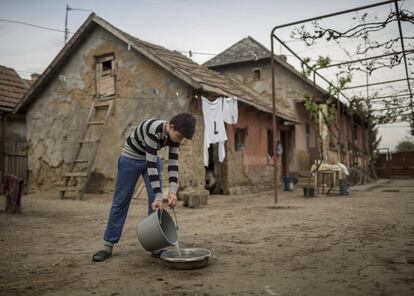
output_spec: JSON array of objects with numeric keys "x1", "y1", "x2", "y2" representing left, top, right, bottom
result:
[
  {"x1": 204, "y1": 37, "x2": 371, "y2": 177},
  {"x1": 14, "y1": 14, "x2": 297, "y2": 197},
  {"x1": 0, "y1": 65, "x2": 30, "y2": 185}
]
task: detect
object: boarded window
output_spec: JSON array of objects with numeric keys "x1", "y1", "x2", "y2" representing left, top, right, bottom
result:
[
  {"x1": 253, "y1": 68, "x2": 261, "y2": 81},
  {"x1": 235, "y1": 128, "x2": 247, "y2": 151},
  {"x1": 96, "y1": 54, "x2": 115, "y2": 98}
]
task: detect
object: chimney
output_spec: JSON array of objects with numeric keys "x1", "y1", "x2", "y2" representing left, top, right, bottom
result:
[{"x1": 31, "y1": 73, "x2": 40, "y2": 81}]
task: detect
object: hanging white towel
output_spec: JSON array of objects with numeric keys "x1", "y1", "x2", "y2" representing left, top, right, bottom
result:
[
  {"x1": 202, "y1": 97, "x2": 227, "y2": 167},
  {"x1": 223, "y1": 97, "x2": 238, "y2": 124}
]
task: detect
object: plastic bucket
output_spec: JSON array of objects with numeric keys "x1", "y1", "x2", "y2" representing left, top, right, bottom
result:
[
  {"x1": 303, "y1": 187, "x2": 315, "y2": 197},
  {"x1": 283, "y1": 176, "x2": 293, "y2": 191},
  {"x1": 339, "y1": 183, "x2": 349, "y2": 196},
  {"x1": 136, "y1": 209, "x2": 178, "y2": 252}
]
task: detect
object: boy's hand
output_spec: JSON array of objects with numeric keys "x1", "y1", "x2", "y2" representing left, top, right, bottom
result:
[
  {"x1": 151, "y1": 199, "x2": 163, "y2": 211},
  {"x1": 168, "y1": 192, "x2": 177, "y2": 209}
]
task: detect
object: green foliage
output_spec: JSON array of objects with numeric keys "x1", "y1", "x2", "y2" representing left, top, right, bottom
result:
[
  {"x1": 338, "y1": 73, "x2": 352, "y2": 89},
  {"x1": 396, "y1": 138, "x2": 414, "y2": 152},
  {"x1": 316, "y1": 56, "x2": 331, "y2": 68},
  {"x1": 304, "y1": 99, "x2": 319, "y2": 121},
  {"x1": 291, "y1": 13, "x2": 413, "y2": 125},
  {"x1": 301, "y1": 57, "x2": 312, "y2": 77},
  {"x1": 301, "y1": 55, "x2": 354, "y2": 127},
  {"x1": 301, "y1": 56, "x2": 332, "y2": 78},
  {"x1": 369, "y1": 120, "x2": 382, "y2": 153}
]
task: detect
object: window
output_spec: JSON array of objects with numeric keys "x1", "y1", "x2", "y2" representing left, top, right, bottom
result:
[
  {"x1": 234, "y1": 128, "x2": 247, "y2": 151},
  {"x1": 102, "y1": 60, "x2": 112, "y2": 73},
  {"x1": 253, "y1": 68, "x2": 261, "y2": 81},
  {"x1": 96, "y1": 54, "x2": 115, "y2": 98}
]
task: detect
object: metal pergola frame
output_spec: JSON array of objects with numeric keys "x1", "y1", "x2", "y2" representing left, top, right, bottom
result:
[{"x1": 270, "y1": 0, "x2": 413, "y2": 203}]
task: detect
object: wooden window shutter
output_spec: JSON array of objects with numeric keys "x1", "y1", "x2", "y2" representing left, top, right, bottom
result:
[{"x1": 96, "y1": 55, "x2": 115, "y2": 98}]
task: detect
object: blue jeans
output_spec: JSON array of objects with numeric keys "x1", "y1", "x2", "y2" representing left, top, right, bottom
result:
[{"x1": 103, "y1": 155, "x2": 163, "y2": 244}]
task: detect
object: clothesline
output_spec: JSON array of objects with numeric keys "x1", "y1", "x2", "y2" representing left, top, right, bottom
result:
[{"x1": 194, "y1": 94, "x2": 238, "y2": 103}]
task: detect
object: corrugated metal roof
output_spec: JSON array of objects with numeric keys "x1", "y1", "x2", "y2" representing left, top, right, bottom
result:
[{"x1": 0, "y1": 65, "x2": 29, "y2": 112}]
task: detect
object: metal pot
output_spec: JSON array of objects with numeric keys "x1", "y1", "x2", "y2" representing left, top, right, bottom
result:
[
  {"x1": 160, "y1": 248, "x2": 211, "y2": 270},
  {"x1": 136, "y1": 209, "x2": 178, "y2": 251}
]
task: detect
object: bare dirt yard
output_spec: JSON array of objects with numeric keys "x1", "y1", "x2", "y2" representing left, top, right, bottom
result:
[{"x1": 1, "y1": 179, "x2": 414, "y2": 296}]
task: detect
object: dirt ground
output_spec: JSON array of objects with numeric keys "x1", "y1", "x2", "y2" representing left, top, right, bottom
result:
[{"x1": 1, "y1": 179, "x2": 413, "y2": 296}]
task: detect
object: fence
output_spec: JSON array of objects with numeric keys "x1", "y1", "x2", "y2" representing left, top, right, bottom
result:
[
  {"x1": 376, "y1": 151, "x2": 414, "y2": 178},
  {"x1": 3, "y1": 141, "x2": 28, "y2": 184}
]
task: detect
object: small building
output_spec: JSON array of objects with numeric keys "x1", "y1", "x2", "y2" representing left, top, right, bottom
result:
[
  {"x1": 204, "y1": 36, "x2": 371, "y2": 177},
  {"x1": 14, "y1": 14, "x2": 297, "y2": 196},
  {"x1": 204, "y1": 37, "x2": 325, "y2": 177},
  {"x1": 0, "y1": 65, "x2": 30, "y2": 185}
]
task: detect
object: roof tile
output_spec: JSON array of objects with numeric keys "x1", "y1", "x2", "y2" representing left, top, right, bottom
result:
[{"x1": 0, "y1": 65, "x2": 30, "y2": 111}]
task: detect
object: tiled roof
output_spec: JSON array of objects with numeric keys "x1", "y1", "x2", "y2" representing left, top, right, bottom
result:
[
  {"x1": 203, "y1": 36, "x2": 271, "y2": 67},
  {"x1": 15, "y1": 14, "x2": 297, "y2": 122},
  {"x1": 203, "y1": 36, "x2": 328, "y2": 100},
  {"x1": 117, "y1": 31, "x2": 296, "y2": 121},
  {"x1": 0, "y1": 65, "x2": 29, "y2": 112}
]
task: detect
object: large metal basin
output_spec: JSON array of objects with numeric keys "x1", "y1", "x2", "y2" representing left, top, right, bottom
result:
[{"x1": 160, "y1": 248, "x2": 211, "y2": 270}]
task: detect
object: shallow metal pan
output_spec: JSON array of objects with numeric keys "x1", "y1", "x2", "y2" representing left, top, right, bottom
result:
[{"x1": 160, "y1": 248, "x2": 211, "y2": 270}]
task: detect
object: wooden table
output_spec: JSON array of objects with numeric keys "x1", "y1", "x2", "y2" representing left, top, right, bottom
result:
[{"x1": 315, "y1": 169, "x2": 340, "y2": 195}]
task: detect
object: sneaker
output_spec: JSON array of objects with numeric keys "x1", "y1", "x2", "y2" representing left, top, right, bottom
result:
[{"x1": 92, "y1": 250, "x2": 112, "y2": 262}]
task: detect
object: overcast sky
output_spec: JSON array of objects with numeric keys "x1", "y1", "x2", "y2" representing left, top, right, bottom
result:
[{"x1": 0, "y1": 0, "x2": 413, "y2": 150}]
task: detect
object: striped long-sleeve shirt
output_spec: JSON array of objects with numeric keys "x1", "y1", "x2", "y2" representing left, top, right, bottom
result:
[{"x1": 121, "y1": 119, "x2": 179, "y2": 201}]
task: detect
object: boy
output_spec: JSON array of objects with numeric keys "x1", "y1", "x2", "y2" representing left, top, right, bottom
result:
[{"x1": 93, "y1": 113, "x2": 196, "y2": 262}]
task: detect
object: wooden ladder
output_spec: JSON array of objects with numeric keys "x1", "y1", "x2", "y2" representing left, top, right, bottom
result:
[{"x1": 59, "y1": 99, "x2": 114, "y2": 199}]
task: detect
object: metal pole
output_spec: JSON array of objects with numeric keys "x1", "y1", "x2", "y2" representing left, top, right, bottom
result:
[
  {"x1": 336, "y1": 78, "x2": 342, "y2": 163},
  {"x1": 318, "y1": 50, "x2": 413, "y2": 70},
  {"x1": 371, "y1": 105, "x2": 410, "y2": 112},
  {"x1": 342, "y1": 78, "x2": 413, "y2": 90},
  {"x1": 394, "y1": 1, "x2": 414, "y2": 121},
  {"x1": 363, "y1": 17, "x2": 369, "y2": 173},
  {"x1": 352, "y1": 93, "x2": 410, "y2": 101},
  {"x1": 271, "y1": 0, "x2": 398, "y2": 31},
  {"x1": 388, "y1": 148, "x2": 392, "y2": 179},
  {"x1": 64, "y1": 4, "x2": 69, "y2": 44},
  {"x1": 271, "y1": 35, "x2": 278, "y2": 204}
]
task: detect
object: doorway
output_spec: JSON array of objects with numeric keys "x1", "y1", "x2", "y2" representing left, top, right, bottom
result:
[{"x1": 280, "y1": 130, "x2": 288, "y2": 178}]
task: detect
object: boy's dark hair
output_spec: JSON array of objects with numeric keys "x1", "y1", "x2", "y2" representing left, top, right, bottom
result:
[{"x1": 169, "y1": 113, "x2": 196, "y2": 139}]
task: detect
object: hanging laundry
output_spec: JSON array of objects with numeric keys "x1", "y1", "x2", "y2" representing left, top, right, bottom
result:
[
  {"x1": 223, "y1": 97, "x2": 238, "y2": 124},
  {"x1": 202, "y1": 97, "x2": 227, "y2": 167}
]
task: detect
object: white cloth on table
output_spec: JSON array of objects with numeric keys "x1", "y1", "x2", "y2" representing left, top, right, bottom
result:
[
  {"x1": 311, "y1": 162, "x2": 349, "y2": 179},
  {"x1": 336, "y1": 163, "x2": 349, "y2": 176},
  {"x1": 202, "y1": 97, "x2": 227, "y2": 167}
]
